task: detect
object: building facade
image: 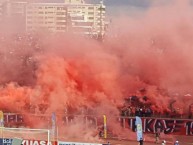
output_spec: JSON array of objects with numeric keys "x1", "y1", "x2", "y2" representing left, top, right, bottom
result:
[
  {"x1": 66, "y1": 0, "x2": 106, "y2": 36},
  {"x1": 64, "y1": 0, "x2": 85, "y2": 4},
  {"x1": 26, "y1": 0, "x2": 106, "y2": 36},
  {"x1": 1, "y1": 0, "x2": 106, "y2": 37},
  {"x1": 0, "y1": 0, "x2": 28, "y2": 32},
  {"x1": 0, "y1": 2, "x2": 2, "y2": 22},
  {"x1": 26, "y1": 3, "x2": 68, "y2": 33}
]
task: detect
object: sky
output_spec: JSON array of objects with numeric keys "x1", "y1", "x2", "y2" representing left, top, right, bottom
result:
[
  {"x1": 24, "y1": 0, "x2": 172, "y2": 17},
  {"x1": 91, "y1": 0, "x2": 193, "y2": 17},
  {"x1": 89, "y1": 0, "x2": 164, "y2": 17},
  {"x1": 103, "y1": 0, "x2": 151, "y2": 7}
]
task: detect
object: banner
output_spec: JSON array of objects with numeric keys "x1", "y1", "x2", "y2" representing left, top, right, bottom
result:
[
  {"x1": 0, "y1": 139, "x2": 106, "y2": 145},
  {"x1": 3, "y1": 113, "x2": 23, "y2": 123},
  {"x1": 2, "y1": 113, "x2": 192, "y2": 136},
  {"x1": 0, "y1": 138, "x2": 56, "y2": 145},
  {"x1": 135, "y1": 116, "x2": 143, "y2": 141},
  {"x1": 0, "y1": 138, "x2": 12, "y2": 145},
  {"x1": 0, "y1": 111, "x2": 4, "y2": 127},
  {"x1": 120, "y1": 117, "x2": 193, "y2": 136}
]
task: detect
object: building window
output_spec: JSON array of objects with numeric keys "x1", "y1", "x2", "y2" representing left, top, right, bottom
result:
[
  {"x1": 88, "y1": 17, "x2": 94, "y2": 20},
  {"x1": 56, "y1": 17, "x2": 66, "y2": 20},
  {"x1": 56, "y1": 27, "x2": 66, "y2": 30},
  {"x1": 27, "y1": 16, "x2": 32, "y2": 19},
  {"x1": 56, "y1": 12, "x2": 66, "y2": 15},
  {"x1": 56, "y1": 22, "x2": 66, "y2": 25},
  {"x1": 38, "y1": 11, "x2": 44, "y2": 14},
  {"x1": 88, "y1": 7, "x2": 94, "y2": 9},
  {"x1": 38, "y1": 16, "x2": 44, "y2": 19},
  {"x1": 47, "y1": 12, "x2": 54, "y2": 14},
  {"x1": 57, "y1": 7, "x2": 66, "y2": 10},
  {"x1": 88, "y1": 12, "x2": 94, "y2": 15}
]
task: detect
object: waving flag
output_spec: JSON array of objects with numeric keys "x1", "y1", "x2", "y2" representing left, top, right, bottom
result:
[
  {"x1": 135, "y1": 116, "x2": 143, "y2": 141},
  {"x1": 51, "y1": 112, "x2": 56, "y2": 138},
  {"x1": 0, "y1": 111, "x2": 4, "y2": 127}
]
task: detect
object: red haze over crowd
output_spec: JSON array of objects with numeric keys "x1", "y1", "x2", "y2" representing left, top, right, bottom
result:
[{"x1": 0, "y1": 0, "x2": 193, "y2": 140}]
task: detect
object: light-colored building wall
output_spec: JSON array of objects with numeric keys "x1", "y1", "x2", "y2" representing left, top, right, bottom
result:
[
  {"x1": 0, "y1": 2, "x2": 2, "y2": 21},
  {"x1": 64, "y1": 0, "x2": 85, "y2": 4},
  {"x1": 0, "y1": 0, "x2": 27, "y2": 32},
  {"x1": 1, "y1": 0, "x2": 106, "y2": 36},
  {"x1": 11, "y1": 1, "x2": 27, "y2": 16},
  {"x1": 64, "y1": 2, "x2": 106, "y2": 36},
  {"x1": 26, "y1": 1, "x2": 105, "y2": 36},
  {"x1": 26, "y1": 3, "x2": 67, "y2": 32},
  {"x1": 1, "y1": 0, "x2": 27, "y2": 18}
]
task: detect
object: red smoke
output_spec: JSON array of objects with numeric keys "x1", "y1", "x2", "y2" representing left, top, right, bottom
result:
[{"x1": 0, "y1": 0, "x2": 193, "y2": 141}]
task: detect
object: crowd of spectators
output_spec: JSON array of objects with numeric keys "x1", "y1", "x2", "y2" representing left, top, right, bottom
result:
[
  {"x1": 120, "y1": 96, "x2": 193, "y2": 119},
  {"x1": 0, "y1": 32, "x2": 192, "y2": 120},
  {"x1": 121, "y1": 105, "x2": 153, "y2": 117},
  {"x1": 120, "y1": 95, "x2": 154, "y2": 118}
]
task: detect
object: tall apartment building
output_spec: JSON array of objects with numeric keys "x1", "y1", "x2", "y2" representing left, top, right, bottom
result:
[
  {"x1": 26, "y1": 3, "x2": 68, "y2": 32},
  {"x1": 26, "y1": 0, "x2": 106, "y2": 36},
  {"x1": 0, "y1": 0, "x2": 28, "y2": 32},
  {"x1": 66, "y1": 0, "x2": 106, "y2": 36},
  {"x1": 0, "y1": 0, "x2": 27, "y2": 18},
  {"x1": 1, "y1": 0, "x2": 106, "y2": 37},
  {"x1": 64, "y1": 0, "x2": 85, "y2": 4},
  {"x1": 0, "y1": 2, "x2": 2, "y2": 22}
]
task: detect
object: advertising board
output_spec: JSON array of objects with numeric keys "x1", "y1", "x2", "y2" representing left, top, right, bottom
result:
[
  {"x1": 58, "y1": 141, "x2": 108, "y2": 145},
  {"x1": 0, "y1": 139, "x2": 107, "y2": 145},
  {"x1": 0, "y1": 138, "x2": 56, "y2": 145}
]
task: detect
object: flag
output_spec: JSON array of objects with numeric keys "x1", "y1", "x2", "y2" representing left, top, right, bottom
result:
[
  {"x1": 135, "y1": 116, "x2": 143, "y2": 141},
  {"x1": 103, "y1": 115, "x2": 107, "y2": 139},
  {"x1": 0, "y1": 111, "x2": 4, "y2": 127},
  {"x1": 51, "y1": 112, "x2": 56, "y2": 138},
  {"x1": 52, "y1": 112, "x2": 56, "y2": 123}
]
